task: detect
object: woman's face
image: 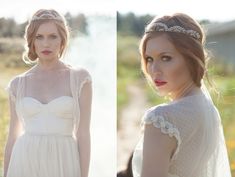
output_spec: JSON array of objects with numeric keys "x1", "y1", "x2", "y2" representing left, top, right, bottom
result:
[
  {"x1": 145, "y1": 34, "x2": 193, "y2": 99},
  {"x1": 34, "y1": 21, "x2": 62, "y2": 61}
]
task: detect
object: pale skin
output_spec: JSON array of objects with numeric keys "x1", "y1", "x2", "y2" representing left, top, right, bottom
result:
[
  {"x1": 4, "y1": 21, "x2": 91, "y2": 177},
  {"x1": 141, "y1": 34, "x2": 199, "y2": 177}
]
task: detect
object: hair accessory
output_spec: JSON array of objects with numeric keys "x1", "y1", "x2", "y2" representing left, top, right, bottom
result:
[
  {"x1": 145, "y1": 22, "x2": 201, "y2": 40},
  {"x1": 31, "y1": 11, "x2": 63, "y2": 22}
]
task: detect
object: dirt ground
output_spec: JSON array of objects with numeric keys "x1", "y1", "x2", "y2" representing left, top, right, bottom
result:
[{"x1": 117, "y1": 84, "x2": 149, "y2": 172}]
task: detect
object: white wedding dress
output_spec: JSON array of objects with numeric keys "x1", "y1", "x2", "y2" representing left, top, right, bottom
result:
[
  {"x1": 132, "y1": 88, "x2": 231, "y2": 177},
  {"x1": 6, "y1": 67, "x2": 91, "y2": 177}
]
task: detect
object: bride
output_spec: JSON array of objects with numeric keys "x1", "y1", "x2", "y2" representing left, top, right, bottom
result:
[
  {"x1": 4, "y1": 9, "x2": 92, "y2": 177},
  {"x1": 132, "y1": 13, "x2": 231, "y2": 177}
]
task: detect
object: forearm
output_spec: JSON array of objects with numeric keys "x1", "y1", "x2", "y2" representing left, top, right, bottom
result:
[
  {"x1": 77, "y1": 78, "x2": 92, "y2": 177},
  {"x1": 3, "y1": 122, "x2": 22, "y2": 177},
  {"x1": 3, "y1": 147, "x2": 10, "y2": 177},
  {"x1": 3, "y1": 138, "x2": 16, "y2": 177},
  {"x1": 77, "y1": 133, "x2": 90, "y2": 177}
]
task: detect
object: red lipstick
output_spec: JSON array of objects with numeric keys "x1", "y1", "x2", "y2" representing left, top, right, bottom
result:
[
  {"x1": 41, "y1": 50, "x2": 52, "y2": 55},
  {"x1": 154, "y1": 79, "x2": 167, "y2": 87}
]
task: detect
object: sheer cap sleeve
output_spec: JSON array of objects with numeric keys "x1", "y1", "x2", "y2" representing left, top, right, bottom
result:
[
  {"x1": 70, "y1": 67, "x2": 92, "y2": 134},
  {"x1": 77, "y1": 69, "x2": 92, "y2": 97},
  {"x1": 6, "y1": 77, "x2": 19, "y2": 102},
  {"x1": 142, "y1": 105, "x2": 182, "y2": 160},
  {"x1": 5, "y1": 74, "x2": 26, "y2": 127},
  {"x1": 70, "y1": 67, "x2": 92, "y2": 96}
]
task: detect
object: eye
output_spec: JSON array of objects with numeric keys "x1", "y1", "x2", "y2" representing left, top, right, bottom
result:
[
  {"x1": 35, "y1": 35, "x2": 43, "y2": 40},
  {"x1": 50, "y1": 34, "x2": 58, "y2": 39},
  {"x1": 145, "y1": 56, "x2": 154, "y2": 63},
  {"x1": 161, "y1": 55, "x2": 172, "y2": 61}
]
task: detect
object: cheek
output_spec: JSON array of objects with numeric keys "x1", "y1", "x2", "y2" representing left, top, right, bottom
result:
[
  {"x1": 56, "y1": 39, "x2": 62, "y2": 45},
  {"x1": 146, "y1": 63, "x2": 154, "y2": 80},
  {"x1": 34, "y1": 41, "x2": 39, "y2": 49},
  {"x1": 146, "y1": 63, "x2": 151, "y2": 74},
  {"x1": 55, "y1": 39, "x2": 62, "y2": 49},
  {"x1": 33, "y1": 42, "x2": 40, "y2": 54},
  {"x1": 167, "y1": 60, "x2": 190, "y2": 84}
]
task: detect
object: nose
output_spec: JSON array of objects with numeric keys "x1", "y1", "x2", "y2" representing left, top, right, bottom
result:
[
  {"x1": 42, "y1": 38, "x2": 50, "y2": 47},
  {"x1": 150, "y1": 60, "x2": 162, "y2": 75}
]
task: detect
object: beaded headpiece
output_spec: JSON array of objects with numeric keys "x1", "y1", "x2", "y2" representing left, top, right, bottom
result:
[
  {"x1": 145, "y1": 22, "x2": 201, "y2": 40},
  {"x1": 31, "y1": 10, "x2": 63, "y2": 22}
]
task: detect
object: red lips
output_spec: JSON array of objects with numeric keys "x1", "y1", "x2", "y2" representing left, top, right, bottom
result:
[
  {"x1": 41, "y1": 50, "x2": 52, "y2": 55},
  {"x1": 154, "y1": 79, "x2": 167, "y2": 87}
]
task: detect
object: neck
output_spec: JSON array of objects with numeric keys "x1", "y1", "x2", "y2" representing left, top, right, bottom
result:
[
  {"x1": 36, "y1": 59, "x2": 64, "y2": 72},
  {"x1": 170, "y1": 81, "x2": 198, "y2": 101}
]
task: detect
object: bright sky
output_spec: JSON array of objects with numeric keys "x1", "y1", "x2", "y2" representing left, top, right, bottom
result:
[
  {"x1": 118, "y1": 0, "x2": 235, "y2": 22},
  {"x1": 0, "y1": 0, "x2": 234, "y2": 23},
  {"x1": 0, "y1": 0, "x2": 116, "y2": 23}
]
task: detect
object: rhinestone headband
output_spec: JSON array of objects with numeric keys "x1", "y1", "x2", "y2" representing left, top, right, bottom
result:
[
  {"x1": 31, "y1": 11, "x2": 63, "y2": 22},
  {"x1": 145, "y1": 22, "x2": 201, "y2": 40}
]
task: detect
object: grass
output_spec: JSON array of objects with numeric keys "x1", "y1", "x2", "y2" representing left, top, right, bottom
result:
[
  {"x1": 117, "y1": 34, "x2": 142, "y2": 127},
  {"x1": 0, "y1": 66, "x2": 27, "y2": 174},
  {"x1": 0, "y1": 37, "x2": 28, "y2": 174},
  {"x1": 0, "y1": 82, "x2": 9, "y2": 169}
]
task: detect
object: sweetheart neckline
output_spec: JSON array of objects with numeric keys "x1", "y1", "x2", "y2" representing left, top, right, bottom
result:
[{"x1": 22, "y1": 96, "x2": 73, "y2": 105}]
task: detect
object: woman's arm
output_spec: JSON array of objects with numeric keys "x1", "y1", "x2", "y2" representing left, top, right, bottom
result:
[
  {"x1": 3, "y1": 96, "x2": 22, "y2": 177},
  {"x1": 76, "y1": 81, "x2": 92, "y2": 177},
  {"x1": 141, "y1": 124, "x2": 177, "y2": 177}
]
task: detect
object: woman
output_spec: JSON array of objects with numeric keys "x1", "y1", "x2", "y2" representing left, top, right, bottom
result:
[
  {"x1": 4, "y1": 9, "x2": 92, "y2": 177},
  {"x1": 132, "y1": 13, "x2": 231, "y2": 177}
]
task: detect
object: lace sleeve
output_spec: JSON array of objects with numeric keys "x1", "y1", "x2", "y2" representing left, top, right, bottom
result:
[
  {"x1": 71, "y1": 67, "x2": 92, "y2": 97},
  {"x1": 5, "y1": 77, "x2": 18, "y2": 102},
  {"x1": 78, "y1": 74, "x2": 92, "y2": 97},
  {"x1": 143, "y1": 109, "x2": 182, "y2": 160},
  {"x1": 70, "y1": 67, "x2": 92, "y2": 133}
]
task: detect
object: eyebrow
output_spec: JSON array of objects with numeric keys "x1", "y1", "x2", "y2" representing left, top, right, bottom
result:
[
  {"x1": 36, "y1": 33, "x2": 58, "y2": 35},
  {"x1": 145, "y1": 52, "x2": 172, "y2": 58}
]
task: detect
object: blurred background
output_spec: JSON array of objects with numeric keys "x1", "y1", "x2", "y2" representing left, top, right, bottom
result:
[
  {"x1": 0, "y1": 0, "x2": 116, "y2": 177},
  {"x1": 117, "y1": 0, "x2": 235, "y2": 176}
]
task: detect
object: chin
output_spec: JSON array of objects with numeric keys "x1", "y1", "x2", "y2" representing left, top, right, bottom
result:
[
  {"x1": 154, "y1": 87, "x2": 169, "y2": 97},
  {"x1": 39, "y1": 56, "x2": 56, "y2": 61},
  {"x1": 157, "y1": 91, "x2": 168, "y2": 97}
]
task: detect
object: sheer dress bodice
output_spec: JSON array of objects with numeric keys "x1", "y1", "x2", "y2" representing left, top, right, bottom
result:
[{"x1": 132, "y1": 90, "x2": 231, "y2": 177}]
